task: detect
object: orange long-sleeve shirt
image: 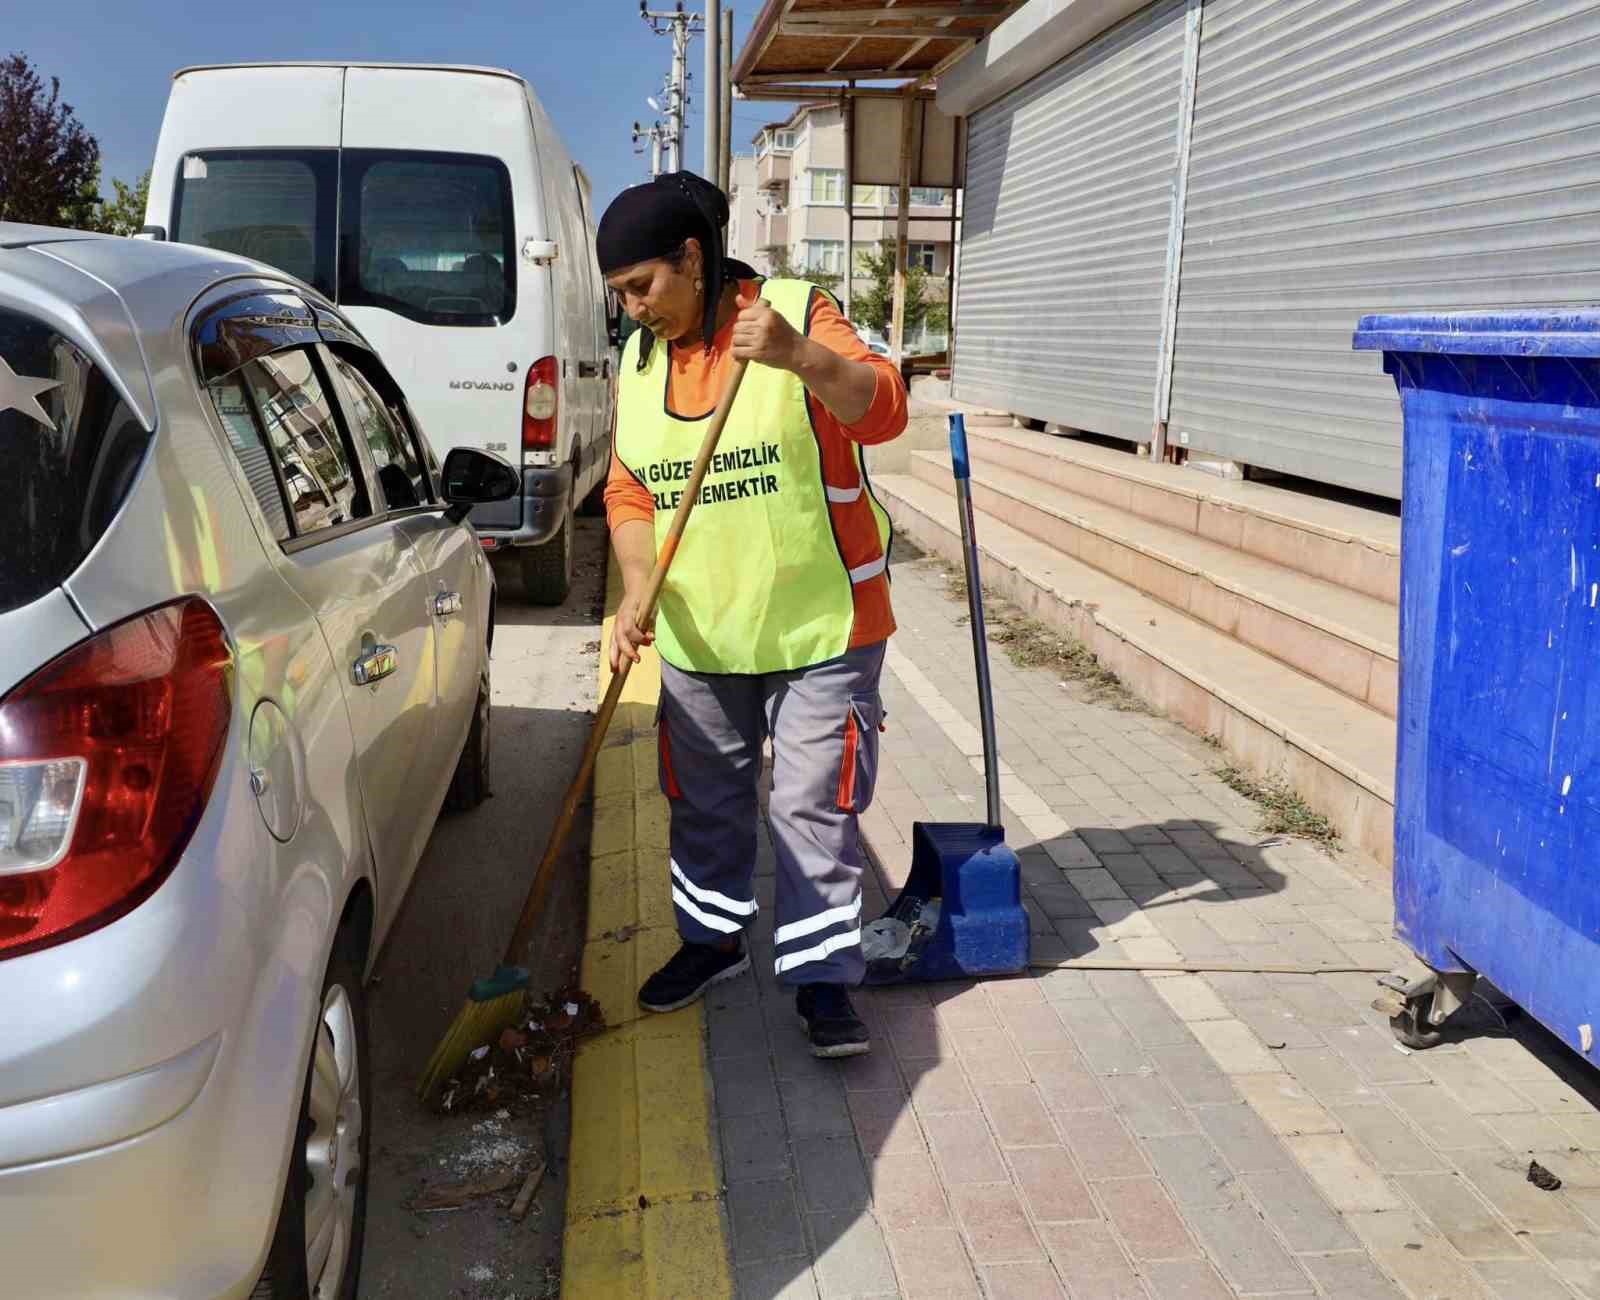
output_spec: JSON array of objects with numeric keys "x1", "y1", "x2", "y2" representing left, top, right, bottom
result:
[{"x1": 605, "y1": 280, "x2": 908, "y2": 648}]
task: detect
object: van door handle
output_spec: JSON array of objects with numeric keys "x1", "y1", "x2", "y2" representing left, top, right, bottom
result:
[
  {"x1": 353, "y1": 643, "x2": 399, "y2": 686},
  {"x1": 434, "y1": 591, "x2": 463, "y2": 618},
  {"x1": 577, "y1": 360, "x2": 600, "y2": 378}
]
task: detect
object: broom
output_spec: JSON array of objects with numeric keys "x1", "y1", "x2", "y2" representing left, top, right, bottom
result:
[{"x1": 418, "y1": 357, "x2": 752, "y2": 1100}]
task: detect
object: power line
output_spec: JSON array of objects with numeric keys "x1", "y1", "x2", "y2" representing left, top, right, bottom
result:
[{"x1": 640, "y1": 2, "x2": 704, "y2": 175}]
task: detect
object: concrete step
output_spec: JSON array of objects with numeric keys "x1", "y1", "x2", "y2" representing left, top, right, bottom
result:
[
  {"x1": 908, "y1": 450, "x2": 1400, "y2": 719},
  {"x1": 876, "y1": 471, "x2": 1397, "y2": 868},
  {"x1": 964, "y1": 426, "x2": 1402, "y2": 605}
]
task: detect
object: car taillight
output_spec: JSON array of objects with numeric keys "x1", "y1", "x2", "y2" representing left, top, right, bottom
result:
[
  {"x1": 522, "y1": 355, "x2": 559, "y2": 451},
  {"x1": 0, "y1": 599, "x2": 234, "y2": 960}
]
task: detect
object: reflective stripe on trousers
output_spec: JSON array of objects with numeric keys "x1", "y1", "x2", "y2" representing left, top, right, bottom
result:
[{"x1": 657, "y1": 641, "x2": 886, "y2": 985}]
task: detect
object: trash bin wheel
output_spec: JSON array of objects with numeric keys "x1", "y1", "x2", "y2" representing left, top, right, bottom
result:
[{"x1": 1390, "y1": 991, "x2": 1443, "y2": 1050}]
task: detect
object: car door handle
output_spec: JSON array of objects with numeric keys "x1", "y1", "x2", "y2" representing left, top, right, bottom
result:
[
  {"x1": 434, "y1": 591, "x2": 463, "y2": 618},
  {"x1": 352, "y1": 643, "x2": 399, "y2": 686},
  {"x1": 577, "y1": 360, "x2": 600, "y2": 378}
]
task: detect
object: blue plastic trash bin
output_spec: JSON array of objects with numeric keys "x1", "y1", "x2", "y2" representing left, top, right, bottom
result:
[{"x1": 1353, "y1": 310, "x2": 1600, "y2": 1062}]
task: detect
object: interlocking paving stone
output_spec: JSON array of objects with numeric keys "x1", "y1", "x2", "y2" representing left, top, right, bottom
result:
[
  {"x1": 868, "y1": 1152, "x2": 954, "y2": 1230},
  {"x1": 1006, "y1": 1145, "x2": 1098, "y2": 1223},
  {"x1": 976, "y1": 1082, "x2": 1059, "y2": 1148},
  {"x1": 1241, "y1": 1166, "x2": 1360, "y2": 1253},
  {"x1": 731, "y1": 1179, "x2": 809, "y2": 1263},
  {"x1": 1392, "y1": 1172, "x2": 1526, "y2": 1260},
  {"x1": 1192, "y1": 1101, "x2": 1294, "y2": 1174},
  {"x1": 1054, "y1": 1107, "x2": 1153, "y2": 1181},
  {"x1": 724, "y1": 1114, "x2": 796, "y2": 1183},
  {"x1": 807, "y1": 1208, "x2": 898, "y2": 1298},
  {"x1": 848, "y1": 1088, "x2": 925, "y2": 1158},
  {"x1": 1298, "y1": 1251, "x2": 1407, "y2": 1300},
  {"x1": 925, "y1": 1110, "x2": 1009, "y2": 1185},
  {"x1": 950, "y1": 1183, "x2": 1047, "y2": 1264},
  {"x1": 1095, "y1": 1177, "x2": 1198, "y2": 1260},
  {"x1": 1036, "y1": 1221, "x2": 1148, "y2": 1300},
  {"x1": 795, "y1": 1136, "x2": 871, "y2": 1213},
  {"x1": 736, "y1": 1257, "x2": 821, "y2": 1300},
  {"x1": 1185, "y1": 1198, "x2": 1314, "y2": 1295},
  {"x1": 692, "y1": 559, "x2": 1600, "y2": 1300},
  {"x1": 1142, "y1": 1134, "x2": 1237, "y2": 1208},
  {"x1": 1472, "y1": 1257, "x2": 1584, "y2": 1300}
]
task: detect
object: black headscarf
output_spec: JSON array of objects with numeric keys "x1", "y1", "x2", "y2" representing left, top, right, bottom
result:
[{"x1": 598, "y1": 171, "x2": 756, "y2": 368}]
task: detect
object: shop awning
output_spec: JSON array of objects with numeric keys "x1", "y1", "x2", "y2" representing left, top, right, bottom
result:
[{"x1": 731, "y1": 1, "x2": 1023, "y2": 97}]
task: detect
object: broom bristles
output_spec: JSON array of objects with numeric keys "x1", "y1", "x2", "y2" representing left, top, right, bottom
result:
[{"x1": 416, "y1": 965, "x2": 531, "y2": 1100}]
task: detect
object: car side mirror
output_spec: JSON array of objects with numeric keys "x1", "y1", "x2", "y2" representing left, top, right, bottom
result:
[{"x1": 442, "y1": 447, "x2": 519, "y2": 524}]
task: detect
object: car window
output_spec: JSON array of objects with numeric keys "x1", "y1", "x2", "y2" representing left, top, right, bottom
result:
[
  {"x1": 171, "y1": 150, "x2": 338, "y2": 298},
  {"x1": 339, "y1": 149, "x2": 516, "y2": 327},
  {"x1": 0, "y1": 309, "x2": 153, "y2": 614},
  {"x1": 241, "y1": 349, "x2": 369, "y2": 537},
  {"x1": 328, "y1": 352, "x2": 430, "y2": 511},
  {"x1": 206, "y1": 373, "x2": 292, "y2": 541}
]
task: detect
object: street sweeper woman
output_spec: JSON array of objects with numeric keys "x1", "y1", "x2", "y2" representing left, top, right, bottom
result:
[{"x1": 599, "y1": 170, "x2": 907, "y2": 1056}]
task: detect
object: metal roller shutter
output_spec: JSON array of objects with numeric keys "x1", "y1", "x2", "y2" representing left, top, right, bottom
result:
[
  {"x1": 1168, "y1": 0, "x2": 1600, "y2": 498},
  {"x1": 953, "y1": 0, "x2": 1189, "y2": 441}
]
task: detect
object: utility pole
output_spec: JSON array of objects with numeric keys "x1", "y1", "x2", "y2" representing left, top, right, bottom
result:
[
  {"x1": 641, "y1": 1, "x2": 703, "y2": 176},
  {"x1": 632, "y1": 120, "x2": 667, "y2": 180},
  {"x1": 719, "y1": 5, "x2": 733, "y2": 192},
  {"x1": 703, "y1": 2, "x2": 721, "y2": 183}
]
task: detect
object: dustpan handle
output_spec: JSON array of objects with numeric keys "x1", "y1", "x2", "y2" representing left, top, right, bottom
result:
[{"x1": 949, "y1": 413, "x2": 1003, "y2": 829}]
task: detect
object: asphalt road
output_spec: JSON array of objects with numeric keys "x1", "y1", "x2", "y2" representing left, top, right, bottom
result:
[{"x1": 359, "y1": 518, "x2": 608, "y2": 1300}]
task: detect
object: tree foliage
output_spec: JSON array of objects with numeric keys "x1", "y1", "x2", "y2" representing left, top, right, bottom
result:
[
  {"x1": 760, "y1": 243, "x2": 842, "y2": 296},
  {"x1": 854, "y1": 241, "x2": 932, "y2": 341},
  {"x1": 90, "y1": 170, "x2": 150, "y2": 237},
  {"x1": 0, "y1": 53, "x2": 101, "y2": 228}
]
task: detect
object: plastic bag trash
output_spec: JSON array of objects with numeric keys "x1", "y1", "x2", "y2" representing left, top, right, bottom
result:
[{"x1": 862, "y1": 917, "x2": 911, "y2": 962}]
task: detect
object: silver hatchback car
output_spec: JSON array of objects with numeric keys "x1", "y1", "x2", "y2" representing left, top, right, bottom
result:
[{"x1": 0, "y1": 226, "x2": 516, "y2": 1298}]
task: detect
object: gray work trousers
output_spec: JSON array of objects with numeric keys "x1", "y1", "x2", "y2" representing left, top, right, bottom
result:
[{"x1": 657, "y1": 641, "x2": 886, "y2": 986}]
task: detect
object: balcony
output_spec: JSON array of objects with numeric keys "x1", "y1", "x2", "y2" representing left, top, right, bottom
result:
[
  {"x1": 758, "y1": 151, "x2": 791, "y2": 190},
  {"x1": 758, "y1": 210, "x2": 788, "y2": 246}
]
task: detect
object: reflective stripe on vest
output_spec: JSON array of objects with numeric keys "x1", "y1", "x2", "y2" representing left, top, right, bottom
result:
[{"x1": 614, "y1": 278, "x2": 891, "y2": 674}]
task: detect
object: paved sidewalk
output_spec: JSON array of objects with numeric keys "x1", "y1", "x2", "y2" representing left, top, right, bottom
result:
[{"x1": 710, "y1": 550, "x2": 1600, "y2": 1300}]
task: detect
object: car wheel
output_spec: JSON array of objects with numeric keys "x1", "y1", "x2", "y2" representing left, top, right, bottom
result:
[
  {"x1": 443, "y1": 668, "x2": 491, "y2": 813},
  {"x1": 578, "y1": 475, "x2": 607, "y2": 517},
  {"x1": 520, "y1": 504, "x2": 574, "y2": 606},
  {"x1": 251, "y1": 940, "x2": 371, "y2": 1300}
]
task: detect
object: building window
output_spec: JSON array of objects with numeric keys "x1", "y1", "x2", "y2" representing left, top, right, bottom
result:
[
  {"x1": 911, "y1": 186, "x2": 950, "y2": 207},
  {"x1": 851, "y1": 184, "x2": 883, "y2": 208},
  {"x1": 760, "y1": 128, "x2": 797, "y2": 156},
  {"x1": 805, "y1": 240, "x2": 845, "y2": 274},
  {"x1": 807, "y1": 168, "x2": 844, "y2": 204},
  {"x1": 908, "y1": 242, "x2": 938, "y2": 273}
]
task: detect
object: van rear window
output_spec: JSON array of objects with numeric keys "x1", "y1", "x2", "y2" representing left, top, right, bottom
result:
[
  {"x1": 171, "y1": 150, "x2": 338, "y2": 298},
  {"x1": 339, "y1": 150, "x2": 516, "y2": 328},
  {"x1": 0, "y1": 311, "x2": 152, "y2": 615}
]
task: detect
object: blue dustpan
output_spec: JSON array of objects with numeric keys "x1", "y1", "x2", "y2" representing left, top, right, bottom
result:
[{"x1": 865, "y1": 414, "x2": 1029, "y2": 985}]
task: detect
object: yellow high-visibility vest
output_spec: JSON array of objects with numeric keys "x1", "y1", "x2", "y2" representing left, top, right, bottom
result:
[{"x1": 614, "y1": 278, "x2": 890, "y2": 674}]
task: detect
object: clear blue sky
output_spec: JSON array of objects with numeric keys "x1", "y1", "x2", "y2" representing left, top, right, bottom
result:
[{"x1": 6, "y1": 1, "x2": 798, "y2": 216}]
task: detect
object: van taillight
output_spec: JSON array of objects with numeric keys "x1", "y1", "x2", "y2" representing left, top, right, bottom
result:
[
  {"x1": 0, "y1": 599, "x2": 234, "y2": 960},
  {"x1": 522, "y1": 356, "x2": 559, "y2": 451}
]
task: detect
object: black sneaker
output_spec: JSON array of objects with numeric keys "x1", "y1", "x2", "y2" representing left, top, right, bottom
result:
[
  {"x1": 638, "y1": 940, "x2": 750, "y2": 1013},
  {"x1": 796, "y1": 984, "x2": 871, "y2": 1058}
]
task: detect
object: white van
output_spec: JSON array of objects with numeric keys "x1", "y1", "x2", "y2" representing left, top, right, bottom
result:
[{"x1": 143, "y1": 62, "x2": 616, "y2": 604}]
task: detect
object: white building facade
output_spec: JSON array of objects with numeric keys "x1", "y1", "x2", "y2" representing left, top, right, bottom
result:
[{"x1": 729, "y1": 102, "x2": 957, "y2": 351}]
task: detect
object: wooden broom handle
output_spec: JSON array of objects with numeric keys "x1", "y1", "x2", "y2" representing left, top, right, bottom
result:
[{"x1": 502, "y1": 360, "x2": 751, "y2": 964}]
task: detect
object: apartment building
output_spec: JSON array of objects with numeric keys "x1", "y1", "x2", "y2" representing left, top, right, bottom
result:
[{"x1": 728, "y1": 101, "x2": 956, "y2": 348}]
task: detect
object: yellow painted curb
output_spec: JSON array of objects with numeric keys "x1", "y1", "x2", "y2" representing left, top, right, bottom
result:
[{"x1": 563, "y1": 558, "x2": 734, "y2": 1300}]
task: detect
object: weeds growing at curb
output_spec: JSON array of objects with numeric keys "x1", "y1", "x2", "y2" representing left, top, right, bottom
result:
[
  {"x1": 1215, "y1": 765, "x2": 1340, "y2": 847},
  {"x1": 936, "y1": 561, "x2": 1144, "y2": 711}
]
